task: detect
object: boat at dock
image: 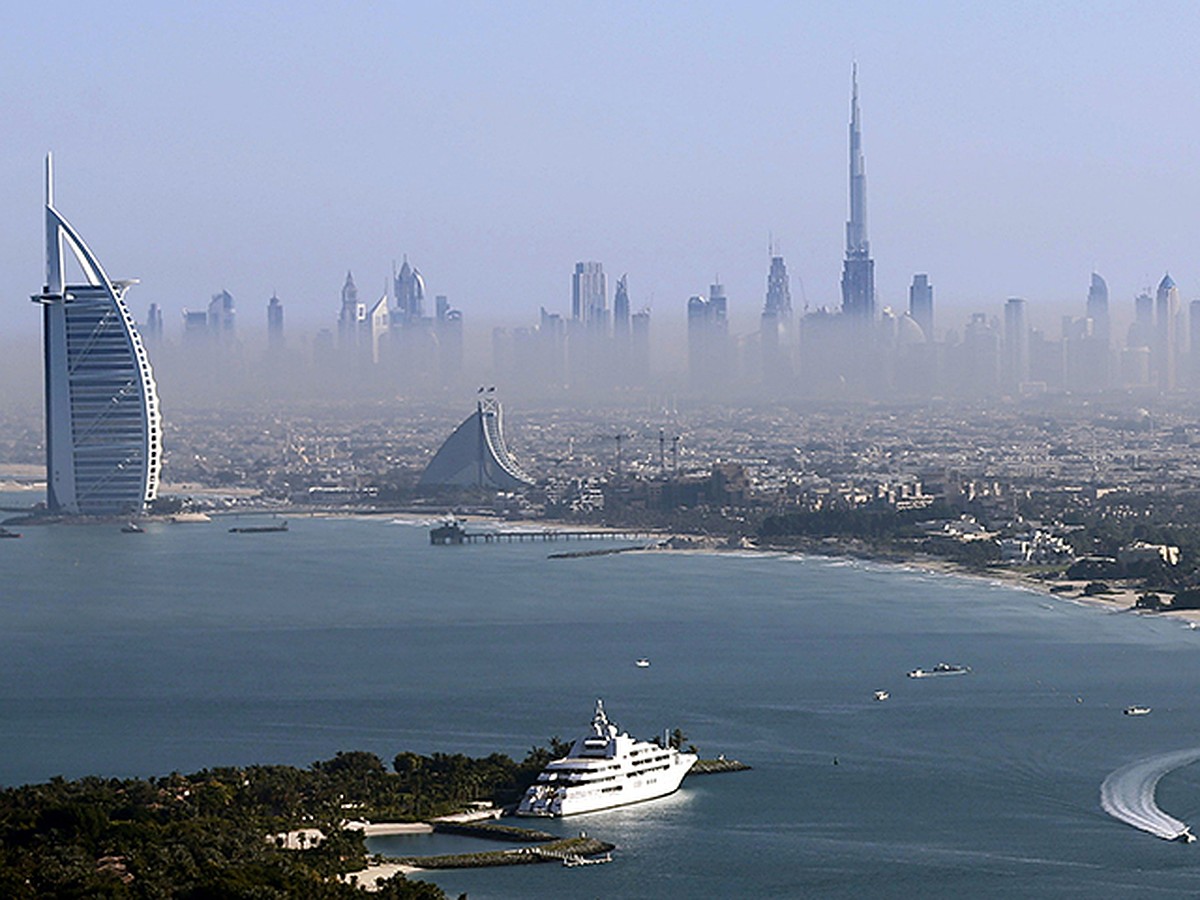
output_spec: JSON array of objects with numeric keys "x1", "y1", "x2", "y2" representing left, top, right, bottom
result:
[
  {"x1": 908, "y1": 665, "x2": 969, "y2": 678},
  {"x1": 516, "y1": 699, "x2": 696, "y2": 817}
]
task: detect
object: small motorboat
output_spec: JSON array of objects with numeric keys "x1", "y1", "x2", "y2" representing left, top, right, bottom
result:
[
  {"x1": 121, "y1": 522, "x2": 145, "y2": 534},
  {"x1": 1124, "y1": 706, "x2": 1152, "y2": 716},
  {"x1": 0, "y1": 527, "x2": 21, "y2": 539},
  {"x1": 908, "y1": 662, "x2": 971, "y2": 678},
  {"x1": 635, "y1": 658, "x2": 651, "y2": 668},
  {"x1": 873, "y1": 690, "x2": 890, "y2": 702}
]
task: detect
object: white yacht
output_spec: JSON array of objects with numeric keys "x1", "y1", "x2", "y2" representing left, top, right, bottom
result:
[
  {"x1": 516, "y1": 700, "x2": 697, "y2": 817},
  {"x1": 908, "y1": 662, "x2": 971, "y2": 678}
]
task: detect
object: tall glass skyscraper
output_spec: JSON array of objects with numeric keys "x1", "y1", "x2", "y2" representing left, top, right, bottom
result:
[
  {"x1": 840, "y1": 65, "x2": 875, "y2": 322},
  {"x1": 33, "y1": 155, "x2": 161, "y2": 515}
]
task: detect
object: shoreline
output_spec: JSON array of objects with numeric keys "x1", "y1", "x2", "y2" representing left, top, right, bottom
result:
[{"x1": 5, "y1": 490, "x2": 1194, "y2": 625}]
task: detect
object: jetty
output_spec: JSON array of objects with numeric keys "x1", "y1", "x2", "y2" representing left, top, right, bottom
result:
[
  {"x1": 384, "y1": 835, "x2": 615, "y2": 870},
  {"x1": 548, "y1": 543, "x2": 660, "y2": 559},
  {"x1": 430, "y1": 520, "x2": 658, "y2": 545},
  {"x1": 688, "y1": 757, "x2": 752, "y2": 775}
]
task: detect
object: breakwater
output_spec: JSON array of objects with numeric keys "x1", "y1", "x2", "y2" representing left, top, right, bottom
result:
[
  {"x1": 689, "y1": 757, "x2": 752, "y2": 775},
  {"x1": 432, "y1": 821, "x2": 555, "y2": 842},
  {"x1": 548, "y1": 543, "x2": 657, "y2": 559},
  {"x1": 387, "y1": 835, "x2": 615, "y2": 869}
]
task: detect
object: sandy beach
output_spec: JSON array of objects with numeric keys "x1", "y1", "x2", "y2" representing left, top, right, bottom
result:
[{"x1": 339, "y1": 861, "x2": 425, "y2": 891}]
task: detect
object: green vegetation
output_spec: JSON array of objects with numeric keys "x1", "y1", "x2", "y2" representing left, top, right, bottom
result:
[{"x1": 0, "y1": 743, "x2": 569, "y2": 898}]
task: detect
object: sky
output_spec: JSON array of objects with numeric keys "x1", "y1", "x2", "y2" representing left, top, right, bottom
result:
[{"x1": 3, "y1": 1, "x2": 1200, "y2": 342}]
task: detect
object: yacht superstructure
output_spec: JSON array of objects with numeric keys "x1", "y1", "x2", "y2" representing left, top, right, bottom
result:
[{"x1": 516, "y1": 700, "x2": 696, "y2": 817}]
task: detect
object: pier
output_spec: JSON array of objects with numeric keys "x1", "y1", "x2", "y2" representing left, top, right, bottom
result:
[{"x1": 431, "y1": 521, "x2": 659, "y2": 545}]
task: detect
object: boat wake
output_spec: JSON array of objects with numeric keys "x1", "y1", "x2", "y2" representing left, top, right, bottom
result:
[{"x1": 1100, "y1": 748, "x2": 1200, "y2": 841}]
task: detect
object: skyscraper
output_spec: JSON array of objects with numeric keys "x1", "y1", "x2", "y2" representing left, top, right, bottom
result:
[
  {"x1": 1129, "y1": 290, "x2": 1154, "y2": 349},
  {"x1": 267, "y1": 293, "x2": 284, "y2": 348},
  {"x1": 337, "y1": 270, "x2": 364, "y2": 351},
  {"x1": 1069, "y1": 273, "x2": 1109, "y2": 390},
  {"x1": 572, "y1": 262, "x2": 608, "y2": 331},
  {"x1": 1155, "y1": 273, "x2": 1180, "y2": 391},
  {"x1": 33, "y1": 155, "x2": 161, "y2": 515},
  {"x1": 688, "y1": 287, "x2": 730, "y2": 391},
  {"x1": 208, "y1": 289, "x2": 235, "y2": 340},
  {"x1": 1086, "y1": 272, "x2": 1110, "y2": 347},
  {"x1": 143, "y1": 302, "x2": 164, "y2": 344},
  {"x1": 1004, "y1": 298, "x2": 1030, "y2": 389},
  {"x1": 840, "y1": 65, "x2": 875, "y2": 322},
  {"x1": 764, "y1": 255, "x2": 792, "y2": 322},
  {"x1": 908, "y1": 274, "x2": 933, "y2": 341},
  {"x1": 393, "y1": 257, "x2": 425, "y2": 325},
  {"x1": 761, "y1": 255, "x2": 792, "y2": 384},
  {"x1": 630, "y1": 309, "x2": 651, "y2": 385},
  {"x1": 1190, "y1": 300, "x2": 1200, "y2": 389},
  {"x1": 435, "y1": 295, "x2": 463, "y2": 383},
  {"x1": 613, "y1": 274, "x2": 630, "y2": 338}
]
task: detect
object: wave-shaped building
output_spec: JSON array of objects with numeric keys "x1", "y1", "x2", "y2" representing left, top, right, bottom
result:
[
  {"x1": 32, "y1": 155, "x2": 162, "y2": 516},
  {"x1": 419, "y1": 394, "x2": 535, "y2": 490}
]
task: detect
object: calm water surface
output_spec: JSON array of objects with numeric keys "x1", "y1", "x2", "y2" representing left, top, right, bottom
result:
[{"x1": 3, "y1": 507, "x2": 1200, "y2": 897}]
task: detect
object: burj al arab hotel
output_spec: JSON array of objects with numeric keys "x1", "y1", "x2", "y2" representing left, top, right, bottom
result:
[{"x1": 32, "y1": 155, "x2": 161, "y2": 516}]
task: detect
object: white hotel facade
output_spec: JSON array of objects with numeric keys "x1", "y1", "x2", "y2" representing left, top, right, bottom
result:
[{"x1": 33, "y1": 155, "x2": 161, "y2": 515}]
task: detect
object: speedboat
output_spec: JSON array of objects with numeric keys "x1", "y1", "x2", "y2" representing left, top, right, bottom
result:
[
  {"x1": 908, "y1": 662, "x2": 971, "y2": 678},
  {"x1": 1124, "y1": 706, "x2": 1152, "y2": 716},
  {"x1": 873, "y1": 690, "x2": 890, "y2": 701},
  {"x1": 516, "y1": 699, "x2": 696, "y2": 817}
]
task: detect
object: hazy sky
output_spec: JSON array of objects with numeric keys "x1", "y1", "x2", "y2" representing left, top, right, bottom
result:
[{"x1": 3, "y1": 1, "x2": 1199, "y2": 341}]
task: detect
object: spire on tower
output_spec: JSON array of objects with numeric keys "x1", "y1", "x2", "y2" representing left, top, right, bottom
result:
[{"x1": 846, "y1": 63, "x2": 868, "y2": 257}]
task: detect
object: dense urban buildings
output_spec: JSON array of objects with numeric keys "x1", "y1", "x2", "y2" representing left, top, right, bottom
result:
[{"x1": 33, "y1": 155, "x2": 161, "y2": 516}]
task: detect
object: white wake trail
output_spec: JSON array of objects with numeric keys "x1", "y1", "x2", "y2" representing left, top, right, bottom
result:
[{"x1": 1100, "y1": 748, "x2": 1200, "y2": 840}]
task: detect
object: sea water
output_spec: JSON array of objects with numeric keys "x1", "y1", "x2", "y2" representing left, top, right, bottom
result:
[{"x1": 4, "y1": 507, "x2": 1200, "y2": 896}]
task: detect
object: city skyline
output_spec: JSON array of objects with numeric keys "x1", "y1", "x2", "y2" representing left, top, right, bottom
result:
[
  {"x1": 3, "y1": 4, "x2": 1200, "y2": 341},
  {"x1": 25, "y1": 64, "x2": 1199, "y2": 411}
]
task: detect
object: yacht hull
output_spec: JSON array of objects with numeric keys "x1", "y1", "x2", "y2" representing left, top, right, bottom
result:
[{"x1": 517, "y1": 756, "x2": 695, "y2": 817}]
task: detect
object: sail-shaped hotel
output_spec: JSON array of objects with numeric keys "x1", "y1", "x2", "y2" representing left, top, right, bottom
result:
[{"x1": 32, "y1": 155, "x2": 161, "y2": 515}]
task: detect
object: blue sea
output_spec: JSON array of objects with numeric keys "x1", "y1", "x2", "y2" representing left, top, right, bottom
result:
[{"x1": 4, "y1": 503, "x2": 1200, "y2": 897}]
